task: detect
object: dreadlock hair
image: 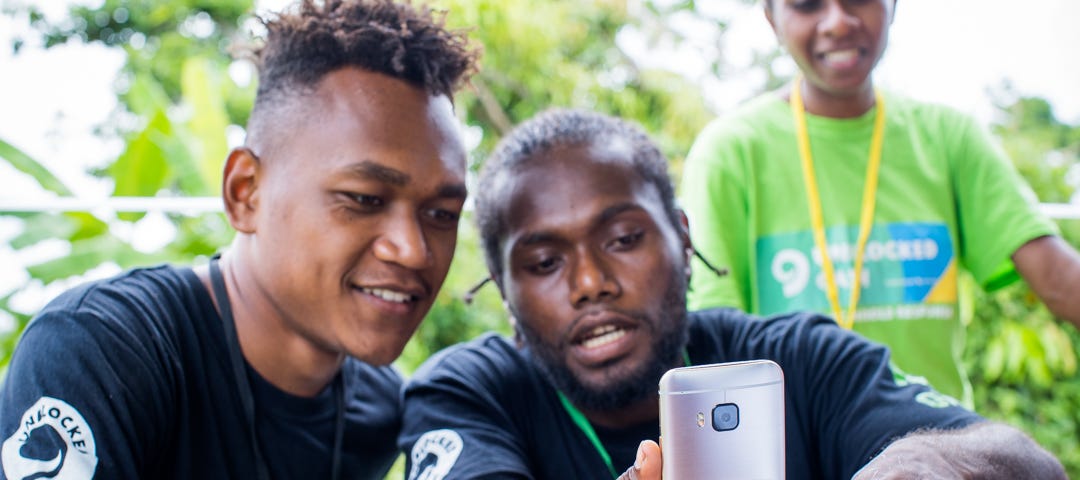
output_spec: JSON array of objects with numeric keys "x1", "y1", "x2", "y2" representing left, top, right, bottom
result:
[
  {"x1": 475, "y1": 108, "x2": 680, "y2": 282},
  {"x1": 244, "y1": 0, "x2": 479, "y2": 141}
]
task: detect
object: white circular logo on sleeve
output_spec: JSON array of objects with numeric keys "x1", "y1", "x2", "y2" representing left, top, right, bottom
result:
[
  {"x1": 407, "y1": 429, "x2": 463, "y2": 480},
  {"x1": 2, "y1": 396, "x2": 98, "y2": 480}
]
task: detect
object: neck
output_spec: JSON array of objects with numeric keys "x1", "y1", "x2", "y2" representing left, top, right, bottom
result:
[
  {"x1": 580, "y1": 392, "x2": 660, "y2": 429},
  {"x1": 790, "y1": 79, "x2": 876, "y2": 119},
  {"x1": 197, "y1": 247, "x2": 344, "y2": 397}
]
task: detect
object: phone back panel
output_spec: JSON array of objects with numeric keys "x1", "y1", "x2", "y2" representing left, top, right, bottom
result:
[{"x1": 659, "y1": 360, "x2": 785, "y2": 480}]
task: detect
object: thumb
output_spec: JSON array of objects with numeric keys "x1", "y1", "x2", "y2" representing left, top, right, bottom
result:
[{"x1": 618, "y1": 440, "x2": 663, "y2": 480}]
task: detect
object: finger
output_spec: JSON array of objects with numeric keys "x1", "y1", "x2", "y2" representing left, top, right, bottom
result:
[{"x1": 637, "y1": 440, "x2": 662, "y2": 479}]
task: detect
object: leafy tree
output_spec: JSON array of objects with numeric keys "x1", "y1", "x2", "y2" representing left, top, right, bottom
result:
[
  {"x1": 1, "y1": 1, "x2": 1078, "y2": 478},
  {"x1": 0, "y1": 0, "x2": 254, "y2": 372},
  {"x1": 963, "y1": 84, "x2": 1080, "y2": 475}
]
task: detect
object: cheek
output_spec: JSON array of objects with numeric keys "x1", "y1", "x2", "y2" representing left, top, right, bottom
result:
[
  {"x1": 506, "y1": 276, "x2": 560, "y2": 317},
  {"x1": 426, "y1": 230, "x2": 459, "y2": 275}
]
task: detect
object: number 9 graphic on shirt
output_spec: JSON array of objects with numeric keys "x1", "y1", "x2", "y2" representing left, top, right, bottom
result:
[{"x1": 771, "y1": 248, "x2": 811, "y2": 298}]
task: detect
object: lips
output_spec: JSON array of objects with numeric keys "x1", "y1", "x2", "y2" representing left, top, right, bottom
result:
[
  {"x1": 576, "y1": 324, "x2": 629, "y2": 349},
  {"x1": 817, "y1": 47, "x2": 864, "y2": 70},
  {"x1": 351, "y1": 279, "x2": 429, "y2": 317},
  {"x1": 566, "y1": 312, "x2": 641, "y2": 367}
]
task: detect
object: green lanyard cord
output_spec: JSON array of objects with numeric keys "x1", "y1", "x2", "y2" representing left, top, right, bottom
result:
[
  {"x1": 556, "y1": 350, "x2": 693, "y2": 479},
  {"x1": 557, "y1": 391, "x2": 619, "y2": 479}
]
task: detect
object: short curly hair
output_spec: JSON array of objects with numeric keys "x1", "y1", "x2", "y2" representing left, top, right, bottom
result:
[
  {"x1": 246, "y1": 0, "x2": 478, "y2": 124},
  {"x1": 475, "y1": 109, "x2": 679, "y2": 281}
]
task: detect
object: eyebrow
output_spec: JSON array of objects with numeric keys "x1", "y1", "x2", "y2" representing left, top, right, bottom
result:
[
  {"x1": 438, "y1": 183, "x2": 468, "y2": 200},
  {"x1": 344, "y1": 161, "x2": 467, "y2": 199},
  {"x1": 345, "y1": 161, "x2": 410, "y2": 186},
  {"x1": 597, "y1": 202, "x2": 642, "y2": 224},
  {"x1": 515, "y1": 202, "x2": 644, "y2": 247}
]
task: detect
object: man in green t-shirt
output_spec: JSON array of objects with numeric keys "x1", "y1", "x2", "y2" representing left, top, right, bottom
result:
[{"x1": 681, "y1": 0, "x2": 1080, "y2": 402}]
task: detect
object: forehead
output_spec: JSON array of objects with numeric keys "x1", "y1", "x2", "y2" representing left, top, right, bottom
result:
[
  {"x1": 499, "y1": 141, "x2": 665, "y2": 237},
  {"x1": 272, "y1": 68, "x2": 466, "y2": 179}
]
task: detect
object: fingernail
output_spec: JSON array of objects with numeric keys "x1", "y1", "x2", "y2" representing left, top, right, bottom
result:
[{"x1": 634, "y1": 441, "x2": 647, "y2": 470}]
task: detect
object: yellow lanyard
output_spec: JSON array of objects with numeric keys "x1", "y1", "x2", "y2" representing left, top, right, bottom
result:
[{"x1": 789, "y1": 75, "x2": 886, "y2": 330}]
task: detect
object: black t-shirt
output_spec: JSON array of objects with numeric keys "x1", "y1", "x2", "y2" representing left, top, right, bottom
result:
[
  {"x1": 398, "y1": 308, "x2": 981, "y2": 480},
  {"x1": 0, "y1": 265, "x2": 402, "y2": 480}
]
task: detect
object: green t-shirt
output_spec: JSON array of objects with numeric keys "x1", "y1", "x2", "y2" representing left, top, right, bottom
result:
[{"x1": 680, "y1": 92, "x2": 1057, "y2": 402}]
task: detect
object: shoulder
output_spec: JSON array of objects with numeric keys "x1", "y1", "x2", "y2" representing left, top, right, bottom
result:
[
  {"x1": 1, "y1": 265, "x2": 209, "y2": 476},
  {"x1": 690, "y1": 307, "x2": 837, "y2": 340},
  {"x1": 884, "y1": 92, "x2": 980, "y2": 135},
  {"x1": 342, "y1": 359, "x2": 405, "y2": 430},
  {"x1": 409, "y1": 333, "x2": 527, "y2": 387},
  {"x1": 689, "y1": 308, "x2": 876, "y2": 363},
  {"x1": 690, "y1": 94, "x2": 789, "y2": 154},
  {"x1": 702, "y1": 94, "x2": 788, "y2": 135},
  {"x1": 344, "y1": 358, "x2": 404, "y2": 400},
  {"x1": 27, "y1": 264, "x2": 207, "y2": 339},
  {"x1": 36, "y1": 264, "x2": 203, "y2": 319}
]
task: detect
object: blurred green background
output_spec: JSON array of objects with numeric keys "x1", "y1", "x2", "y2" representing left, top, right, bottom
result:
[{"x1": 1, "y1": 0, "x2": 1077, "y2": 477}]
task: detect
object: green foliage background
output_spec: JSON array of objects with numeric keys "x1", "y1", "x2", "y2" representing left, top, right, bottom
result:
[{"x1": 1, "y1": 0, "x2": 1078, "y2": 477}]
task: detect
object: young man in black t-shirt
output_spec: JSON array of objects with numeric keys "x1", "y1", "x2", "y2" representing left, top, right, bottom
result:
[
  {"x1": 0, "y1": 1, "x2": 478, "y2": 479},
  {"x1": 398, "y1": 109, "x2": 1067, "y2": 480}
]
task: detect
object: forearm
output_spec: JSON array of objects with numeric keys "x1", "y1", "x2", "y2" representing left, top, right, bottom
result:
[
  {"x1": 1013, "y1": 235, "x2": 1080, "y2": 328},
  {"x1": 853, "y1": 422, "x2": 1065, "y2": 480}
]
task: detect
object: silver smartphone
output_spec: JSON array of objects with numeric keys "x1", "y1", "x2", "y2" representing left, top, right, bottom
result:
[{"x1": 658, "y1": 360, "x2": 785, "y2": 480}]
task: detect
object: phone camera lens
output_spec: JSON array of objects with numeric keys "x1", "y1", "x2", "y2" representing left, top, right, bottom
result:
[{"x1": 711, "y1": 403, "x2": 739, "y2": 432}]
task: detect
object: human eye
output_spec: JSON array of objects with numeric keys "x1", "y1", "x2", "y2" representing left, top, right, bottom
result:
[
  {"x1": 423, "y1": 207, "x2": 461, "y2": 230},
  {"x1": 340, "y1": 193, "x2": 385, "y2": 212},
  {"x1": 788, "y1": 0, "x2": 820, "y2": 12},
  {"x1": 519, "y1": 251, "x2": 562, "y2": 276},
  {"x1": 606, "y1": 228, "x2": 645, "y2": 252},
  {"x1": 529, "y1": 257, "x2": 560, "y2": 275}
]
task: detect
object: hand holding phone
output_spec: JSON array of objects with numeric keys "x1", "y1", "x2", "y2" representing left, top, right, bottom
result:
[{"x1": 658, "y1": 360, "x2": 785, "y2": 480}]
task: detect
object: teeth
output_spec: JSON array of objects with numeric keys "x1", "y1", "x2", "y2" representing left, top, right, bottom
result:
[
  {"x1": 822, "y1": 49, "x2": 858, "y2": 63},
  {"x1": 581, "y1": 326, "x2": 626, "y2": 349},
  {"x1": 361, "y1": 288, "x2": 413, "y2": 303}
]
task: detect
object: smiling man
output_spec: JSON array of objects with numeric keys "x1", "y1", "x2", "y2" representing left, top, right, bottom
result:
[
  {"x1": 0, "y1": 1, "x2": 477, "y2": 479},
  {"x1": 397, "y1": 109, "x2": 1065, "y2": 480}
]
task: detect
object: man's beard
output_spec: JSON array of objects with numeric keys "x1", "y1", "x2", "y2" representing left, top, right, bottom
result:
[{"x1": 515, "y1": 267, "x2": 689, "y2": 412}]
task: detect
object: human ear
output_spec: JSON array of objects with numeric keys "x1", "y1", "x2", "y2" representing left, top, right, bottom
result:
[
  {"x1": 678, "y1": 210, "x2": 694, "y2": 277},
  {"x1": 503, "y1": 302, "x2": 527, "y2": 347},
  {"x1": 222, "y1": 147, "x2": 260, "y2": 234}
]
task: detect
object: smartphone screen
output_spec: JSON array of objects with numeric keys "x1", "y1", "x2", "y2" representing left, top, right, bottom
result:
[{"x1": 658, "y1": 360, "x2": 785, "y2": 480}]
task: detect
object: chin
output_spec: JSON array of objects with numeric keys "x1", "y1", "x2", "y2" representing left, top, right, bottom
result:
[{"x1": 348, "y1": 339, "x2": 407, "y2": 366}]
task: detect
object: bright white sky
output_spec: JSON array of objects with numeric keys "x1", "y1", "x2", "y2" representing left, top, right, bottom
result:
[{"x1": 0, "y1": 0, "x2": 1078, "y2": 316}]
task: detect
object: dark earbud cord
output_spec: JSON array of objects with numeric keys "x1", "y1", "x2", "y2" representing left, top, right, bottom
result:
[{"x1": 209, "y1": 255, "x2": 345, "y2": 480}]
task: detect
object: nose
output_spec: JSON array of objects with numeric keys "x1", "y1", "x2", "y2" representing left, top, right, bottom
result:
[
  {"x1": 372, "y1": 212, "x2": 433, "y2": 270},
  {"x1": 569, "y1": 249, "x2": 622, "y2": 307},
  {"x1": 819, "y1": 0, "x2": 855, "y2": 38}
]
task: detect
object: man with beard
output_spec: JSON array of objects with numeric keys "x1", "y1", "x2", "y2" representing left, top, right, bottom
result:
[{"x1": 397, "y1": 109, "x2": 1066, "y2": 480}]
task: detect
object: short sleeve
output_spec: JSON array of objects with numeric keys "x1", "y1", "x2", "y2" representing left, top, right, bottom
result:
[
  {"x1": 398, "y1": 341, "x2": 533, "y2": 480},
  {"x1": 0, "y1": 309, "x2": 172, "y2": 480},
  {"x1": 948, "y1": 112, "x2": 1058, "y2": 289}
]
